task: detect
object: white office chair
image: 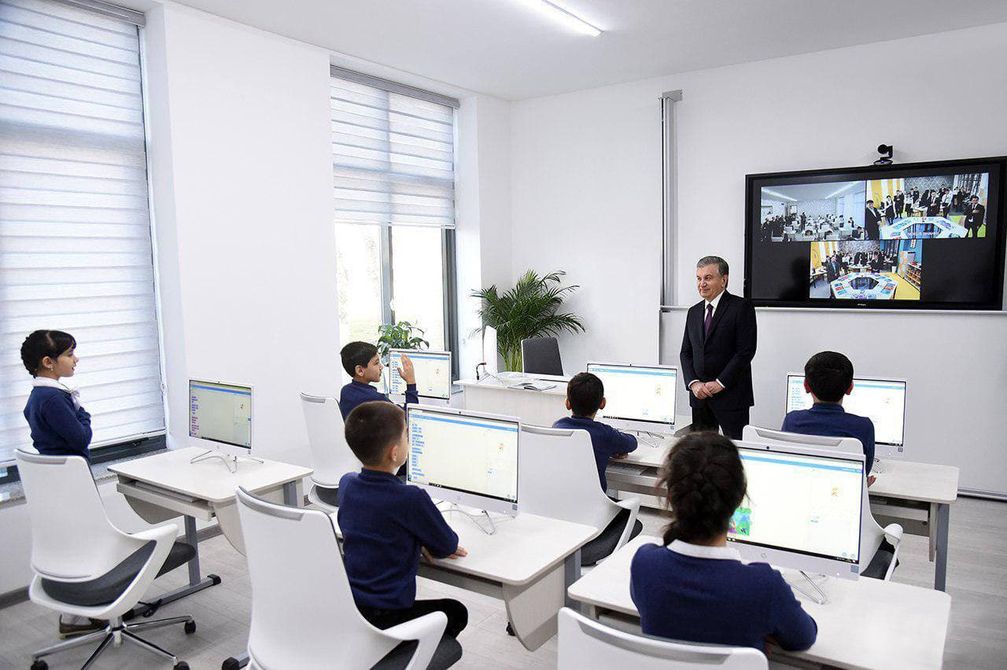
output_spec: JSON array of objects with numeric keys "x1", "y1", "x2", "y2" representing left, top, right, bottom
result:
[
  {"x1": 235, "y1": 486, "x2": 461, "y2": 669},
  {"x1": 558, "y1": 608, "x2": 768, "y2": 670},
  {"x1": 740, "y1": 427, "x2": 903, "y2": 580},
  {"x1": 300, "y1": 392, "x2": 361, "y2": 512},
  {"x1": 16, "y1": 450, "x2": 195, "y2": 670},
  {"x1": 519, "y1": 425, "x2": 642, "y2": 566}
]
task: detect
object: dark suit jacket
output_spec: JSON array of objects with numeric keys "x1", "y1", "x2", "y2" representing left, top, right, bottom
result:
[
  {"x1": 864, "y1": 207, "x2": 882, "y2": 239},
  {"x1": 964, "y1": 203, "x2": 986, "y2": 230},
  {"x1": 680, "y1": 291, "x2": 758, "y2": 410}
]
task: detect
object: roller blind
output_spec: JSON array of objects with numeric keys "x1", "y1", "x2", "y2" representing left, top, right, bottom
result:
[
  {"x1": 0, "y1": 0, "x2": 164, "y2": 464},
  {"x1": 331, "y1": 69, "x2": 457, "y2": 229}
]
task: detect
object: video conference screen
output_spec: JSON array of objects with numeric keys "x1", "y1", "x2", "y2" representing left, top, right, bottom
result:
[{"x1": 745, "y1": 157, "x2": 1006, "y2": 309}]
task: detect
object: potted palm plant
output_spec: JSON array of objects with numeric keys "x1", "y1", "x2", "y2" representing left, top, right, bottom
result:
[
  {"x1": 472, "y1": 270, "x2": 585, "y2": 371},
  {"x1": 375, "y1": 321, "x2": 429, "y2": 361}
]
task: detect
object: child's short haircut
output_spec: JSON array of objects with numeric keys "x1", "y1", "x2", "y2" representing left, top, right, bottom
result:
[
  {"x1": 567, "y1": 372, "x2": 604, "y2": 417},
  {"x1": 344, "y1": 401, "x2": 405, "y2": 466},
  {"x1": 804, "y1": 351, "x2": 854, "y2": 403},
  {"x1": 20, "y1": 330, "x2": 76, "y2": 377},
  {"x1": 341, "y1": 341, "x2": 378, "y2": 377}
]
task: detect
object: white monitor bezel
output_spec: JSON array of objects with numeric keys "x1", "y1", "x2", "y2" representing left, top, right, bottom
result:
[
  {"x1": 187, "y1": 378, "x2": 253, "y2": 451},
  {"x1": 731, "y1": 440, "x2": 865, "y2": 580},
  {"x1": 785, "y1": 372, "x2": 907, "y2": 453},
  {"x1": 406, "y1": 404, "x2": 520, "y2": 515},
  {"x1": 388, "y1": 349, "x2": 453, "y2": 400},
  {"x1": 586, "y1": 362, "x2": 679, "y2": 433}
]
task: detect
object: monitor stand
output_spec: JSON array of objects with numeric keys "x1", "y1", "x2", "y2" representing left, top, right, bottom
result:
[
  {"x1": 788, "y1": 571, "x2": 830, "y2": 605},
  {"x1": 190, "y1": 448, "x2": 263, "y2": 474},
  {"x1": 442, "y1": 503, "x2": 498, "y2": 535}
]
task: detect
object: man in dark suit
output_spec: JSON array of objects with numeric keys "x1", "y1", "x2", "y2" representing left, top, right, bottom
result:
[
  {"x1": 680, "y1": 256, "x2": 758, "y2": 439},
  {"x1": 864, "y1": 200, "x2": 882, "y2": 239},
  {"x1": 964, "y1": 195, "x2": 986, "y2": 237}
]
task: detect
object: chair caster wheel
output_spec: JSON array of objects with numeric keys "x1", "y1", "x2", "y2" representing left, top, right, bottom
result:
[
  {"x1": 174, "y1": 663, "x2": 189, "y2": 670},
  {"x1": 222, "y1": 657, "x2": 241, "y2": 670},
  {"x1": 506, "y1": 622, "x2": 515, "y2": 636},
  {"x1": 184, "y1": 620, "x2": 196, "y2": 634},
  {"x1": 31, "y1": 660, "x2": 48, "y2": 670}
]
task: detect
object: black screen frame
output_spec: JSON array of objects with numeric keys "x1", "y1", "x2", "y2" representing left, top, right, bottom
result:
[{"x1": 744, "y1": 156, "x2": 1007, "y2": 310}]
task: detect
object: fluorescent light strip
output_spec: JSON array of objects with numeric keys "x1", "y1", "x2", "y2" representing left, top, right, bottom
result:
[
  {"x1": 514, "y1": 0, "x2": 602, "y2": 37},
  {"x1": 825, "y1": 182, "x2": 858, "y2": 199},
  {"x1": 763, "y1": 189, "x2": 798, "y2": 202}
]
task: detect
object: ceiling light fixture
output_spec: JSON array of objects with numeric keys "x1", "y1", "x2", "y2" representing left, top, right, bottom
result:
[
  {"x1": 825, "y1": 183, "x2": 857, "y2": 199},
  {"x1": 763, "y1": 189, "x2": 798, "y2": 202},
  {"x1": 514, "y1": 0, "x2": 602, "y2": 37}
]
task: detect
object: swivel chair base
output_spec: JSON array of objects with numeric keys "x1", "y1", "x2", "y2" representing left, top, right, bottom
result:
[{"x1": 30, "y1": 614, "x2": 195, "y2": 670}]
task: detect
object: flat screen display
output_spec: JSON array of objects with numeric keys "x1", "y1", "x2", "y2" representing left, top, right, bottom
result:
[
  {"x1": 746, "y1": 157, "x2": 1006, "y2": 309},
  {"x1": 586, "y1": 363, "x2": 678, "y2": 427},
  {"x1": 188, "y1": 379, "x2": 252, "y2": 449},
  {"x1": 389, "y1": 349, "x2": 451, "y2": 400},
  {"x1": 786, "y1": 374, "x2": 906, "y2": 447}
]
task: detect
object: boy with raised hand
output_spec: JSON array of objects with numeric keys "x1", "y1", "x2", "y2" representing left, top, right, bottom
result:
[
  {"x1": 782, "y1": 351, "x2": 877, "y2": 483},
  {"x1": 339, "y1": 341, "x2": 419, "y2": 419},
  {"x1": 338, "y1": 401, "x2": 469, "y2": 638}
]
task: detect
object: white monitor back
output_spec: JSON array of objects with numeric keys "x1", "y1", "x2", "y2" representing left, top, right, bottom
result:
[
  {"x1": 388, "y1": 349, "x2": 452, "y2": 401},
  {"x1": 586, "y1": 362, "x2": 678, "y2": 434},
  {"x1": 730, "y1": 440, "x2": 865, "y2": 580},
  {"x1": 482, "y1": 326, "x2": 498, "y2": 375},
  {"x1": 406, "y1": 404, "x2": 520, "y2": 515},
  {"x1": 188, "y1": 379, "x2": 253, "y2": 454}
]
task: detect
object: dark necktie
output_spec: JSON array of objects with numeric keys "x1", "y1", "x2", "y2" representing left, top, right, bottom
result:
[{"x1": 704, "y1": 303, "x2": 714, "y2": 337}]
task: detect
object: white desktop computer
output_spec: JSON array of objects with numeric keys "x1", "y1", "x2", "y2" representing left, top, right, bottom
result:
[
  {"x1": 389, "y1": 349, "x2": 452, "y2": 403},
  {"x1": 729, "y1": 441, "x2": 865, "y2": 600},
  {"x1": 406, "y1": 405, "x2": 520, "y2": 529},
  {"x1": 785, "y1": 373, "x2": 907, "y2": 456},
  {"x1": 586, "y1": 363, "x2": 678, "y2": 434},
  {"x1": 188, "y1": 379, "x2": 259, "y2": 471}
]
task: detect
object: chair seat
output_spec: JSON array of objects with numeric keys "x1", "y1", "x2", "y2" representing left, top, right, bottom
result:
[
  {"x1": 313, "y1": 484, "x2": 340, "y2": 508},
  {"x1": 580, "y1": 508, "x2": 643, "y2": 567},
  {"x1": 41, "y1": 541, "x2": 195, "y2": 607},
  {"x1": 861, "y1": 538, "x2": 898, "y2": 580},
  {"x1": 372, "y1": 635, "x2": 462, "y2": 670}
]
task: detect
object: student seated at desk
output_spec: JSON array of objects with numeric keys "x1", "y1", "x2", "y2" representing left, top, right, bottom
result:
[
  {"x1": 630, "y1": 433, "x2": 817, "y2": 652},
  {"x1": 337, "y1": 401, "x2": 469, "y2": 639},
  {"x1": 782, "y1": 351, "x2": 876, "y2": 482},
  {"x1": 553, "y1": 372, "x2": 637, "y2": 492},
  {"x1": 338, "y1": 341, "x2": 419, "y2": 419}
]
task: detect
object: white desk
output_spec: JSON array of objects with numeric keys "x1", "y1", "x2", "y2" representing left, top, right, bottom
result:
[
  {"x1": 457, "y1": 377, "x2": 568, "y2": 426},
  {"x1": 568, "y1": 536, "x2": 951, "y2": 670},
  {"x1": 607, "y1": 446, "x2": 959, "y2": 592},
  {"x1": 110, "y1": 447, "x2": 312, "y2": 669},
  {"x1": 333, "y1": 508, "x2": 597, "y2": 651}
]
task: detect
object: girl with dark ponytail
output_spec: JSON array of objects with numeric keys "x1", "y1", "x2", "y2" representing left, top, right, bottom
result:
[{"x1": 630, "y1": 432, "x2": 818, "y2": 653}]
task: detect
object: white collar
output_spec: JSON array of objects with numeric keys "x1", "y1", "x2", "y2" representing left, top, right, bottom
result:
[
  {"x1": 668, "y1": 539, "x2": 742, "y2": 561},
  {"x1": 705, "y1": 290, "x2": 725, "y2": 312},
  {"x1": 33, "y1": 377, "x2": 72, "y2": 393}
]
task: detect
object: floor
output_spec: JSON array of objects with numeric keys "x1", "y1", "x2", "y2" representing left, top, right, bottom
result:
[
  {"x1": 1, "y1": 497, "x2": 1005, "y2": 670},
  {"x1": 882, "y1": 271, "x2": 921, "y2": 300}
]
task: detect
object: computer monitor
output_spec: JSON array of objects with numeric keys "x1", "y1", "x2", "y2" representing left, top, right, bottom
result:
[
  {"x1": 785, "y1": 373, "x2": 907, "y2": 453},
  {"x1": 406, "y1": 405, "x2": 519, "y2": 515},
  {"x1": 389, "y1": 349, "x2": 452, "y2": 400},
  {"x1": 188, "y1": 379, "x2": 252, "y2": 449},
  {"x1": 729, "y1": 441, "x2": 864, "y2": 580},
  {"x1": 585, "y1": 363, "x2": 678, "y2": 433}
]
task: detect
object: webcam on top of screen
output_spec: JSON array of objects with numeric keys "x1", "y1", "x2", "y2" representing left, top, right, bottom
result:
[{"x1": 874, "y1": 144, "x2": 894, "y2": 166}]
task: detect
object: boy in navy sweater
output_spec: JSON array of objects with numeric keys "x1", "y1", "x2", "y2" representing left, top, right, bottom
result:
[
  {"x1": 21, "y1": 330, "x2": 92, "y2": 462},
  {"x1": 782, "y1": 351, "x2": 876, "y2": 482},
  {"x1": 339, "y1": 341, "x2": 419, "y2": 419},
  {"x1": 553, "y1": 372, "x2": 637, "y2": 492},
  {"x1": 631, "y1": 432, "x2": 817, "y2": 652},
  {"x1": 337, "y1": 401, "x2": 469, "y2": 638}
]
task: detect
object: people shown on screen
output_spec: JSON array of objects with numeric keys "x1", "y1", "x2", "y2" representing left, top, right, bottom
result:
[
  {"x1": 883, "y1": 196, "x2": 896, "y2": 225},
  {"x1": 964, "y1": 195, "x2": 986, "y2": 237},
  {"x1": 864, "y1": 200, "x2": 882, "y2": 239},
  {"x1": 895, "y1": 190, "x2": 906, "y2": 217},
  {"x1": 781, "y1": 351, "x2": 877, "y2": 483}
]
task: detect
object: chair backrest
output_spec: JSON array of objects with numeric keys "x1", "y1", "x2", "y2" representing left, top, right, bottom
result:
[
  {"x1": 558, "y1": 608, "x2": 768, "y2": 670},
  {"x1": 236, "y1": 487, "x2": 399, "y2": 667},
  {"x1": 741, "y1": 425, "x2": 863, "y2": 456},
  {"x1": 521, "y1": 337, "x2": 563, "y2": 376},
  {"x1": 518, "y1": 425, "x2": 618, "y2": 531},
  {"x1": 300, "y1": 392, "x2": 360, "y2": 487},
  {"x1": 16, "y1": 450, "x2": 144, "y2": 581}
]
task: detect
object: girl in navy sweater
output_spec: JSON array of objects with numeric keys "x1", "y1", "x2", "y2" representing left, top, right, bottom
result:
[
  {"x1": 630, "y1": 432, "x2": 818, "y2": 653},
  {"x1": 21, "y1": 330, "x2": 92, "y2": 462}
]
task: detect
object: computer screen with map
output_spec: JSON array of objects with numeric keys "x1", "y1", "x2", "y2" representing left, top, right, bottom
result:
[
  {"x1": 786, "y1": 374, "x2": 906, "y2": 448},
  {"x1": 729, "y1": 443, "x2": 864, "y2": 578},
  {"x1": 406, "y1": 406, "x2": 519, "y2": 514},
  {"x1": 188, "y1": 379, "x2": 252, "y2": 449},
  {"x1": 586, "y1": 363, "x2": 678, "y2": 432},
  {"x1": 389, "y1": 349, "x2": 452, "y2": 400}
]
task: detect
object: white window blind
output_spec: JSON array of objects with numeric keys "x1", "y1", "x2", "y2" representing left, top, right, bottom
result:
[
  {"x1": 0, "y1": 0, "x2": 164, "y2": 464},
  {"x1": 330, "y1": 69, "x2": 458, "y2": 229}
]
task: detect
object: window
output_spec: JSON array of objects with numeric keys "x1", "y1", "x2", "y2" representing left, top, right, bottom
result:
[
  {"x1": 330, "y1": 68, "x2": 459, "y2": 365},
  {"x1": 0, "y1": 0, "x2": 164, "y2": 466}
]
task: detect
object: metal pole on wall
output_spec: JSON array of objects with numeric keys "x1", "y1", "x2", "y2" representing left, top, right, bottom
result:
[{"x1": 660, "y1": 90, "x2": 683, "y2": 362}]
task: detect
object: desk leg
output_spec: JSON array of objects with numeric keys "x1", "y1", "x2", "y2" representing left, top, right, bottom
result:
[
  {"x1": 282, "y1": 480, "x2": 298, "y2": 506},
  {"x1": 564, "y1": 549, "x2": 581, "y2": 608},
  {"x1": 934, "y1": 503, "x2": 950, "y2": 592},
  {"x1": 185, "y1": 515, "x2": 201, "y2": 586}
]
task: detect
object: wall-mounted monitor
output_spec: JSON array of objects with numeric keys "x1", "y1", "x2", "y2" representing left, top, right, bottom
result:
[{"x1": 745, "y1": 157, "x2": 1006, "y2": 309}]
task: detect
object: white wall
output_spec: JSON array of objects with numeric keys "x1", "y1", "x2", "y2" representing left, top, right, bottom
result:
[{"x1": 509, "y1": 22, "x2": 1007, "y2": 494}]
